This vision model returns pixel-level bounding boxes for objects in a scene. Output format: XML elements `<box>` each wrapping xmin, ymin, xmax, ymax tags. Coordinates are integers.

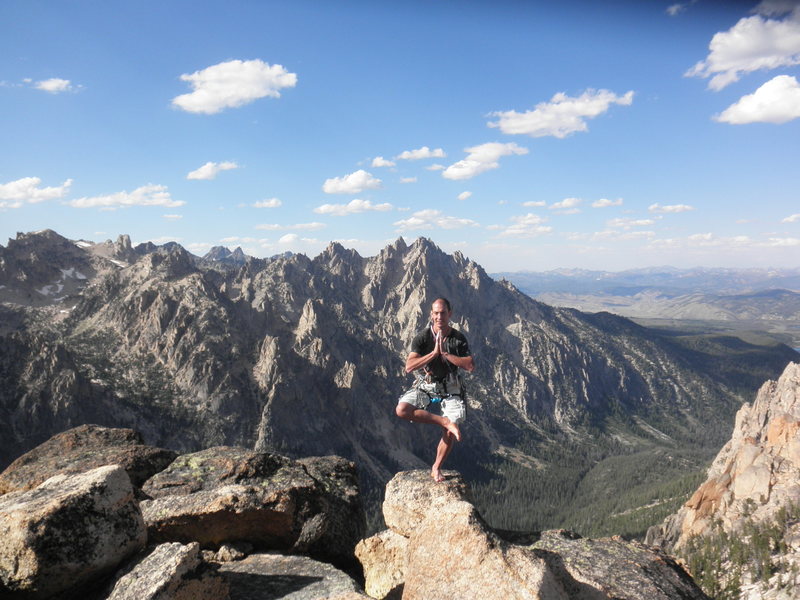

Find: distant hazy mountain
<box><xmin>1</xmin><ymin>230</ymin><xmax>797</xmax><ymax>533</ymax></box>
<box><xmin>494</xmin><ymin>267</ymin><xmax>800</xmax><ymax>297</ymax></box>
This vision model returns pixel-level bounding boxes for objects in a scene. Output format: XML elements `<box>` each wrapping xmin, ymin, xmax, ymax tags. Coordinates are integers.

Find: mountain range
<box><xmin>495</xmin><ymin>268</ymin><xmax>800</xmax><ymax>348</ymax></box>
<box><xmin>1</xmin><ymin>229</ymin><xmax>797</xmax><ymax>533</ymax></box>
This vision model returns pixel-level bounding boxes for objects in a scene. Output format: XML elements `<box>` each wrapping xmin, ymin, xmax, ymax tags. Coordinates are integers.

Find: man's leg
<box><xmin>396</xmin><ymin>402</ymin><xmax>461</xmax><ymax>441</ymax></box>
<box><xmin>431</xmin><ymin>430</ymin><xmax>455</xmax><ymax>482</ymax></box>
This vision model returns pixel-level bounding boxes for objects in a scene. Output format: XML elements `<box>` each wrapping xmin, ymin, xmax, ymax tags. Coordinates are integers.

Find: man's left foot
<box><xmin>431</xmin><ymin>468</ymin><xmax>445</xmax><ymax>483</ymax></box>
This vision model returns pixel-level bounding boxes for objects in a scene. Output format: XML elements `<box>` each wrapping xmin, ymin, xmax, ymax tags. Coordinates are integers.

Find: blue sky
<box><xmin>1</xmin><ymin>0</ymin><xmax>799</xmax><ymax>272</ymax></box>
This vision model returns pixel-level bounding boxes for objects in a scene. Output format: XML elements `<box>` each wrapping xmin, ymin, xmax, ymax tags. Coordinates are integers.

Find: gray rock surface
<box><xmin>0</xmin><ymin>424</ymin><xmax>177</xmax><ymax>495</ymax></box>
<box><xmin>0</xmin><ymin>465</ymin><xmax>146</xmax><ymax>599</ymax></box>
<box><xmin>217</xmin><ymin>552</ymin><xmax>369</xmax><ymax>600</ymax></box>
<box><xmin>104</xmin><ymin>542</ymin><xmax>229</xmax><ymax>600</ymax></box>
<box><xmin>359</xmin><ymin>469</ymin><xmax>709</xmax><ymax>600</ymax></box>
<box><xmin>140</xmin><ymin>446</ymin><xmax>365</xmax><ymax>570</ymax></box>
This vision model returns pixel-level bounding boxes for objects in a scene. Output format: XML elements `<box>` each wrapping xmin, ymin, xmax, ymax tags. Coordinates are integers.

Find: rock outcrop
<box><xmin>103</xmin><ymin>542</ymin><xmax>228</xmax><ymax>600</ymax></box>
<box><xmin>0</xmin><ymin>424</ymin><xmax>177</xmax><ymax>495</ymax></box>
<box><xmin>648</xmin><ymin>362</ymin><xmax>800</xmax><ymax>550</ymax></box>
<box><xmin>140</xmin><ymin>446</ymin><xmax>365</xmax><ymax>571</ymax></box>
<box><xmin>646</xmin><ymin>362</ymin><xmax>800</xmax><ymax>598</ymax></box>
<box><xmin>357</xmin><ymin>470</ymin><xmax>709</xmax><ymax>600</ymax></box>
<box><xmin>0</xmin><ymin>465</ymin><xmax>146</xmax><ymax>598</ymax></box>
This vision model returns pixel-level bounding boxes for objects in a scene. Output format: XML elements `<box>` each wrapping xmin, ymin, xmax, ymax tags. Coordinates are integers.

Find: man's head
<box><xmin>430</xmin><ymin>297</ymin><xmax>452</xmax><ymax>333</ymax></box>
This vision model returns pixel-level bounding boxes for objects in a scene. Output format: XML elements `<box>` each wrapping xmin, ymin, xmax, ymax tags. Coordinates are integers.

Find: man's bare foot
<box><xmin>443</xmin><ymin>418</ymin><xmax>461</xmax><ymax>441</ymax></box>
<box><xmin>431</xmin><ymin>467</ymin><xmax>445</xmax><ymax>482</ymax></box>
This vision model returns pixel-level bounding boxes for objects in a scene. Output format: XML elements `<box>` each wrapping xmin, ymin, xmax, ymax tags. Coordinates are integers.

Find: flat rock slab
<box><xmin>0</xmin><ymin>424</ymin><xmax>177</xmax><ymax>495</ymax></box>
<box><xmin>217</xmin><ymin>553</ymin><xmax>369</xmax><ymax>600</ymax></box>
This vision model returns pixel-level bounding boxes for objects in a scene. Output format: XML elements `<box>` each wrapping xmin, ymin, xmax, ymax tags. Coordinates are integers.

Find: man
<box><xmin>396</xmin><ymin>297</ymin><xmax>475</xmax><ymax>482</ymax></box>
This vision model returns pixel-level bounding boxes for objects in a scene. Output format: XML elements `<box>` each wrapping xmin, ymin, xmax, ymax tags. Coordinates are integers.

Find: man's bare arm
<box><xmin>443</xmin><ymin>353</ymin><xmax>475</xmax><ymax>372</ymax></box>
<box><xmin>405</xmin><ymin>349</ymin><xmax>438</xmax><ymax>373</ymax></box>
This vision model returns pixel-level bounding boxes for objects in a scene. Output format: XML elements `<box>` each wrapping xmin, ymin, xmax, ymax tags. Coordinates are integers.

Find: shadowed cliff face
<box><xmin>1</xmin><ymin>232</ymin><xmax>797</xmax><ymax>532</ymax></box>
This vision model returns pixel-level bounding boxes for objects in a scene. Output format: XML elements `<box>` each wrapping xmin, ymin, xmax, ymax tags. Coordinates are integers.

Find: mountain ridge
<box><xmin>1</xmin><ymin>229</ymin><xmax>797</xmax><ymax>534</ymax></box>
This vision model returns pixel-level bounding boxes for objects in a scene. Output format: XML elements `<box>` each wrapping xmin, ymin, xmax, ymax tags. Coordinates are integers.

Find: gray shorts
<box><xmin>397</xmin><ymin>388</ymin><xmax>467</xmax><ymax>424</ymax></box>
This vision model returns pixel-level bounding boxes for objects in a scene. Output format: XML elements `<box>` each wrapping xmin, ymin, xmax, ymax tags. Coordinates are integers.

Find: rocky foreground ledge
<box><xmin>0</xmin><ymin>425</ymin><xmax>709</xmax><ymax>599</ymax></box>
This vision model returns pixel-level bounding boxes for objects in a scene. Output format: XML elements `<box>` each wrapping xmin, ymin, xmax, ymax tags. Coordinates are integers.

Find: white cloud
<box><xmin>686</xmin><ymin>8</ymin><xmax>800</xmax><ymax>90</ymax></box>
<box><xmin>592</xmin><ymin>197</ymin><xmax>623</xmax><ymax>208</ymax></box>
<box><xmin>186</xmin><ymin>161</ymin><xmax>240</xmax><ymax>180</ymax></box>
<box><xmin>395</xmin><ymin>146</ymin><xmax>446</xmax><ymax>160</ymax></box>
<box><xmin>372</xmin><ymin>156</ymin><xmax>396</xmax><ymax>167</ymax></box>
<box><xmin>0</xmin><ymin>177</ymin><xmax>73</xmax><ymax>208</ymax></box>
<box><xmin>767</xmin><ymin>236</ymin><xmax>800</xmax><ymax>245</ymax></box>
<box><xmin>487</xmin><ymin>89</ymin><xmax>634</xmax><ymax>138</ymax></box>
<box><xmin>458</xmin><ymin>191</ymin><xmax>472</xmax><ymax>201</ymax></box>
<box><xmin>550</xmin><ymin>197</ymin><xmax>582</xmax><ymax>212</ymax></box>
<box><xmin>322</xmin><ymin>169</ymin><xmax>382</xmax><ymax>194</ymax></box>
<box><xmin>522</xmin><ymin>200</ymin><xmax>546</xmax><ymax>207</ymax></box>
<box><xmin>442</xmin><ymin>142</ymin><xmax>528</xmax><ymax>180</ymax></box>
<box><xmin>607</xmin><ymin>217</ymin><xmax>656</xmax><ymax>229</ymax></box>
<box><xmin>426</xmin><ymin>164</ymin><xmax>446</xmax><ymax>171</ymax></box>
<box><xmin>393</xmin><ymin>209</ymin><xmax>479</xmax><ymax>231</ymax></box>
<box><xmin>255</xmin><ymin>222</ymin><xmax>326</xmax><ymax>231</ymax></box>
<box><xmin>163</xmin><ymin>214</ymin><xmax>183</xmax><ymax>220</ymax></box>
<box><xmin>314</xmin><ymin>198</ymin><xmax>393</xmax><ymax>216</ymax></box>
<box><xmin>172</xmin><ymin>59</ymin><xmax>297</xmax><ymax>114</ymax></box>
<box><xmin>253</xmin><ymin>198</ymin><xmax>282</xmax><ymax>208</ymax></box>
<box><xmin>498</xmin><ymin>213</ymin><xmax>553</xmax><ymax>238</ymax></box>
<box><xmin>278</xmin><ymin>233</ymin><xmax>320</xmax><ymax>245</ymax></box>
<box><xmin>649</xmin><ymin>203</ymin><xmax>695</xmax><ymax>213</ymax></box>
<box><xmin>400</xmin><ymin>177</ymin><xmax>417</xmax><ymax>184</ymax></box>
<box><xmin>783</xmin><ymin>213</ymin><xmax>800</xmax><ymax>222</ymax></box>
<box><xmin>666</xmin><ymin>3</ymin><xmax>687</xmax><ymax>17</ymax></box>
<box><xmin>715</xmin><ymin>75</ymin><xmax>800</xmax><ymax>124</ymax></box>
<box><xmin>34</xmin><ymin>78</ymin><xmax>76</xmax><ymax>93</ymax></box>
<box><xmin>68</xmin><ymin>184</ymin><xmax>184</xmax><ymax>209</ymax></box>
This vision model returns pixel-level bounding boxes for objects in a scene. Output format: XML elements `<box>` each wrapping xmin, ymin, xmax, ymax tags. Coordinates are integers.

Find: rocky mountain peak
<box><xmin>648</xmin><ymin>361</ymin><xmax>800</xmax><ymax>553</ymax></box>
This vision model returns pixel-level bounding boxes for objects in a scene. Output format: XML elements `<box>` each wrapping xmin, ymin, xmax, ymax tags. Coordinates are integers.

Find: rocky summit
<box><xmin>647</xmin><ymin>361</ymin><xmax>800</xmax><ymax>599</ymax></box>
<box><xmin>0</xmin><ymin>230</ymin><xmax>797</xmax><ymax>532</ymax></box>
<box><xmin>0</xmin><ymin>425</ymin><xmax>709</xmax><ymax>599</ymax></box>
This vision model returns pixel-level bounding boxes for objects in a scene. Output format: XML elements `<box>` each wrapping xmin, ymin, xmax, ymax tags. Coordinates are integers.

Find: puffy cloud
<box><xmin>322</xmin><ymin>169</ymin><xmax>382</xmax><ymax>194</ymax></box>
<box><xmin>69</xmin><ymin>184</ymin><xmax>184</xmax><ymax>209</ymax></box>
<box><xmin>253</xmin><ymin>198</ymin><xmax>282</xmax><ymax>208</ymax></box>
<box><xmin>426</xmin><ymin>164</ymin><xmax>446</xmax><ymax>171</ymax></box>
<box><xmin>400</xmin><ymin>177</ymin><xmax>417</xmax><ymax>184</ymax></box>
<box><xmin>783</xmin><ymin>213</ymin><xmax>800</xmax><ymax>222</ymax></box>
<box><xmin>314</xmin><ymin>198</ymin><xmax>393</xmax><ymax>216</ymax></box>
<box><xmin>255</xmin><ymin>222</ymin><xmax>326</xmax><ymax>231</ymax></box>
<box><xmin>458</xmin><ymin>191</ymin><xmax>472</xmax><ymax>201</ymax></box>
<box><xmin>715</xmin><ymin>75</ymin><xmax>800</xmax><ymax>124</ymax></box>
<box><xmin>487</xmin><ymin>89</ymin><xmax>634</xmax><ymax>138</ymax></box>
<box><xmin>686</xmin><ymin>8</ymin><xmax>800</xmax><ymax>90</ymax></box>
<box><xmin>395</xmin><ymin>146</ymin><xmax>446</xmax><ymax>160</ymax></box>
<box><xmin>186</xmin><ymin>161</ymin><xmax>239</xmax><ymax>180</ymax></box>
<box><xmin>371</xmin><ymin>156</ymin><xmax>396</xmax><ymax>167</ymax></box>
<box><xmin>442</xmin><ymin>142</ymin><xmax>528</xmax><ymax>180</ymax></box>
<box><xmin>172</xmin><ymin>59</ymin><xmax>297</xmax><ymax>114</ymax></box>
<box><xmin>550</xmin><ymin>197</ymin><xmax>582</xmax><ymax>212</ymax></box>
<box><xmin>497</xmin><ymin>213</ymin><xmax>553</xmax><ymax>238</ymax></box>
<box><xmin>34</xmin><ymin>78</ymin><xmax>75</xmax><ymax>93</ymax></box>
<box><xmin>393</xmin><ymin>209</ymin><xmax>479</xmax><ymax>231</ymax></box>
<box><xmin>607</xmin><ymin>217</ymin><xmax>656</xmax><ymax>229</ymax></box>
<box><xmin>592</xmin><ymin>198</ymin><xmax>623</xmax><ymax>208</ymax></box>
<box><xmin>649</xmin><ymin>203</ymin><xmax>694</xmax><ymax>213</ymax></box>
<box><xmin>0</xmin><ymin>177</ymin><xmax>72</xmax><ymax>208</ymax></box>
<box><xmin>522</xmin><ymin>200</ymin><xmax>546</xmax><ymax>207</ymax></box>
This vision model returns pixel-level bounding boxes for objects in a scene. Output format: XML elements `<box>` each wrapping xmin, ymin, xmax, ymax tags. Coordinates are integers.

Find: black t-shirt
<box><xmin>410</xmin><ymin>326</ymin><xmax>471</xmax><ymax>381</ymax></box>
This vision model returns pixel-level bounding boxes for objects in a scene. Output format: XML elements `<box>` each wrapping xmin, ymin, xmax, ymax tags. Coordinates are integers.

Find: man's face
<box><xmin>430</xmin><ymin>301</ymin><xmax>451</xmax><ymax>332</ymax></box>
